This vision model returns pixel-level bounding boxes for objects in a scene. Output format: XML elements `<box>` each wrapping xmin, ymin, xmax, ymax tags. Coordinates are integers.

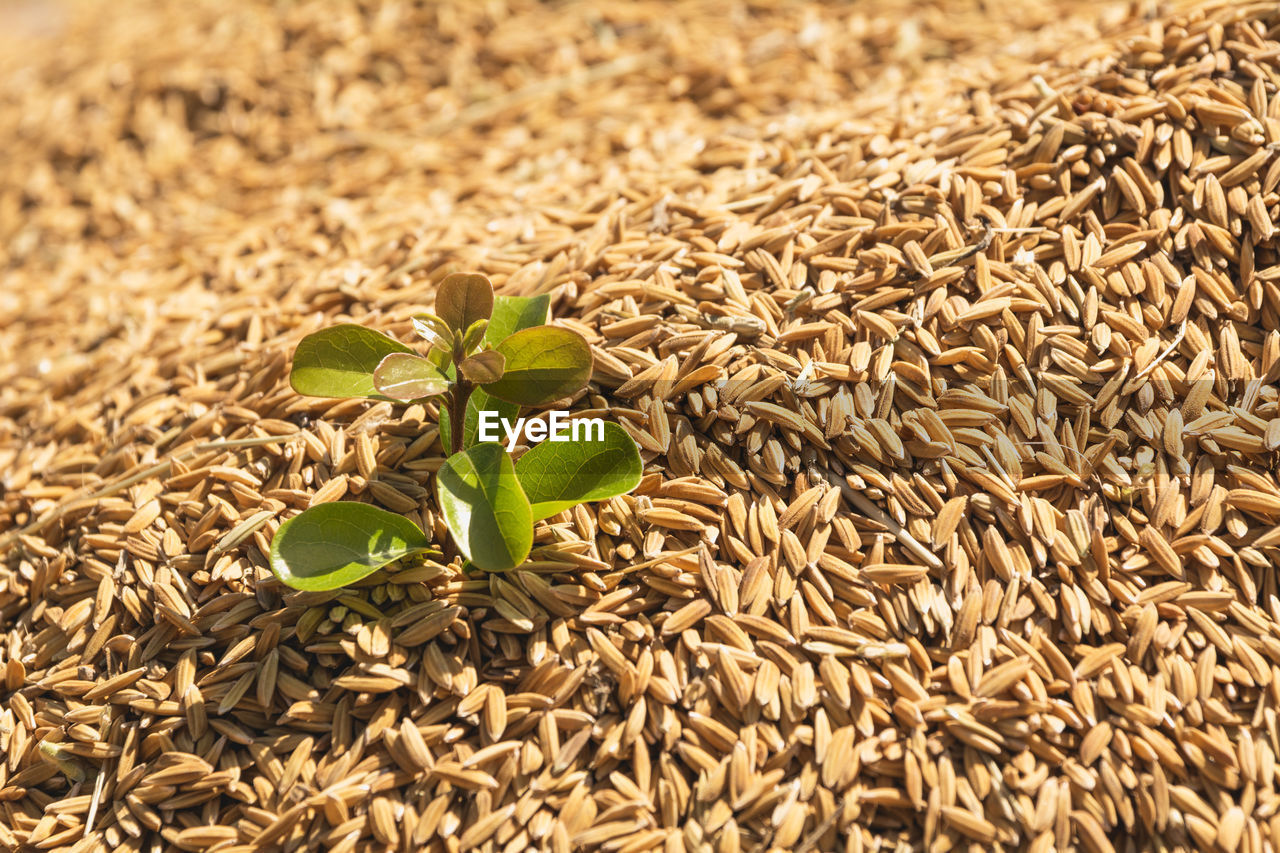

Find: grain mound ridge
<box><xmin>4</xmin><ymin>1</ymin><xmax>1280</xmax><ymax>851</ymax></box>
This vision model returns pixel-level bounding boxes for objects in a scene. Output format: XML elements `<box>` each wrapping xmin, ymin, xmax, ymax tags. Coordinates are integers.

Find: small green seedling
<box><xmin>271</xmin><ymin>272</ymin><xmax>642</xmax><ymax>589</ymax></box>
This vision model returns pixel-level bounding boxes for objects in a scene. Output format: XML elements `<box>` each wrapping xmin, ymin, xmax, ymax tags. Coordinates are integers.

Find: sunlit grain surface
<box><xmin>6</xmin><ymin>2</ymin><xmax>1280</xmax><ymax>851</ymax></box>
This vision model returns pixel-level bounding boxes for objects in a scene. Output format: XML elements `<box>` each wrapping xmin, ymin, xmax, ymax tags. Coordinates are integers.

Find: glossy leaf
<box><xmin>482</xmin><ymin>326</ymin><xmax>592</xmax><ymax>406</ymax></box>
<box><xmin>459</xmin><ymin>350</ymin><xmax>505</xmax><ymax>383</ymax></box>
<box><xmin>291</xmin><ymin>325</ymin><xmax>414</xmax><ymax>399</ymax></box>
<box><xmin>515</xmin><ymin>421</ymin><xmax>642</xmax><ymax>520</ymax></box>
<box><xmin>270</xmin><ymin>502</ymin><xmax>435</xmax><ymax>591</ymax></box>
<box><xmin>435</xmin><ymin>273</ymin><xmax>493</xmax><ymax>334</ymax></box>
<box><xmin>412</xmin><ymin>313</ymin><xmax>453</xmax><ymax>347</ymax></box>
<box><xmin>436</xmin><ymin>443</ymin><xmax>532</xmax><ymax>571</ymax></box>
<box><xmin>485</xmin><ymin>293</ymin><xmax>551</xmax><ymax>346</ymax></box>
<box><xmin>373</xmin><ymin>353</ymin><xmax>450</xmax><ymax>402</ymax></box>
<box><xmin>440</xmin><ymin>389</ymin><xmax>518</xmax><ymax>451</ymax></box>
<box><xmin>461</xmin><ymin>318</ymin><xmax>489</xmax><ymax>354</ymax></box>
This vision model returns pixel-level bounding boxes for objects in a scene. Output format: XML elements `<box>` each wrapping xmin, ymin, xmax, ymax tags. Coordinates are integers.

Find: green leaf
<box><xmin>440</xmin><ymin>389</ymin><xmax>518</xmax><ymax>451</ymax></box>
<box><xmin>515</xmin><ymin>421</ymin><xmax>642</xmax><ymax>520</ymax></box>
<box><xmin>269</xmin><ymin>502</ymin><xmax>435</xmax><ymax>591</ymax></box>
<box><xmin>461</xmin><ymin>318</ymin><xmax>489</xmax><ymax>354</ymax></box>
<box><xmin>427</xmin><ymin>345</ymin><xmax>452</xmax><ymax>371</ymax></box>
<box><xmin>482</xmin><ymin>326</ymin><xmax>592</xmax><ymax>406</ymax></box>
<box><xmin>485</xmin><ymin>293</ymin><xmax>551</xmax><ymax>346</ymax></box>
<box><xmin>435</xmin><ymin>273</ymin><xmax>494</xmax><ymax>333</ymax></box>
<box><xmin>459</xmin><ymin>350</ymin><xmax>505</xmax><ymax>383</ymax></box>
<box><xmin>373</xmin><ymin>353</ymin><xmax>450</xmax><ymax>402</ymax></box>
<box><xmin>290</xmin><ymin>325</ymin><xmax>415</xmax><ymax>399</ymax></box>
<box><xmin>436</xmin><ymin>443</ymin><xmax>532</xmax><ymax>571</ymax></box>
<box><xmin>412</xmin><ymin>313</ymin><xmax>453</xmax><ymax>347</ymax></box>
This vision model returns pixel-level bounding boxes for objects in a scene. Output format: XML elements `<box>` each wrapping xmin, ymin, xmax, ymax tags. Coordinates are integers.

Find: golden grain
<box><xmin>5</xmin><ymin>1</ymin><xmax>1280</xmax><ymax>850</ymax></box>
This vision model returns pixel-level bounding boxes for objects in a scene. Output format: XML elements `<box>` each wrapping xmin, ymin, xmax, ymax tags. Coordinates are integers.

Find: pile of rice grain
<box><xmin>4</xmin><ymin>0</ymin><xmax>1280</xmax><ymax>851</ymax></box>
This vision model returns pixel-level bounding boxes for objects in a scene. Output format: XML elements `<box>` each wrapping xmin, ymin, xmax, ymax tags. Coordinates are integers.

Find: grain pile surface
<box><xmin>6</xmin><ymin>0</ymin><xmax>1280</xmax><ymax>851</ymax></box>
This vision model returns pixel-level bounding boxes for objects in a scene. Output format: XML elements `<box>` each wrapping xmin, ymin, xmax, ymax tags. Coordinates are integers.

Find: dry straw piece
<box><xmin>4</xmin><ymin>0</ymin><xmax>1280</xmax><ymax>850</ymax></box>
